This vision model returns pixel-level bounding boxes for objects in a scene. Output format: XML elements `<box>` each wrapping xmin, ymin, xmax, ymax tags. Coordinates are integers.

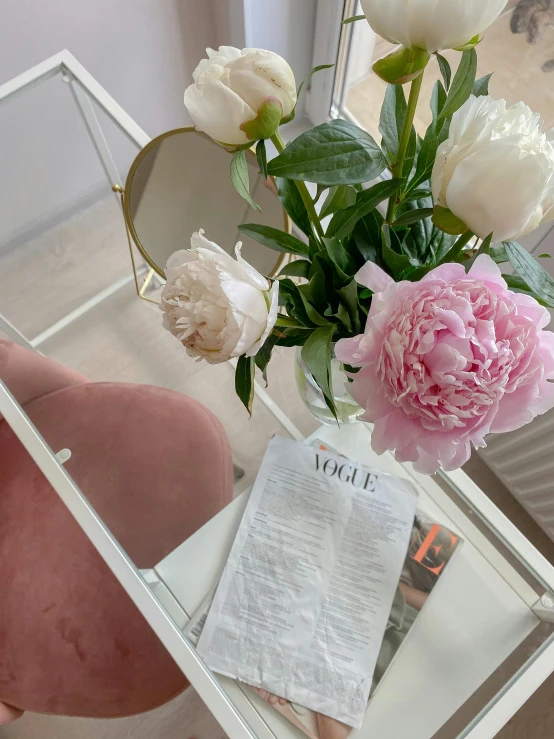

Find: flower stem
<box><xmin>386</xmin><ymin>71</ymin><xmax>425</xmax><ymax>223</ymax></box>
<box><xmin>271</xmin><ymin>132</ymin><xmax>325</xmax><ymax>242</ymax></box>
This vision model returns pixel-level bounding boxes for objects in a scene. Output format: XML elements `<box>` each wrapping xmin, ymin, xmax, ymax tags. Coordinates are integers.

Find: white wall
<box><xmin>0</xmin><ymin>0</ymin><xmax>217</xmax><ymax>250</ymax></box>
<box><xmin>242</xmin><ymin>0</ymin><xmax>317</xmax><ymax>84</ymax></box>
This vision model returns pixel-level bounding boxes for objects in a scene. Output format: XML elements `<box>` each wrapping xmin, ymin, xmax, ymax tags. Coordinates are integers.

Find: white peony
<box><xmin>184</xmin><ymin>46</ymin><xmax>297</xmax><ymax>146</ymax></box>
<box><xmin>161</xmin><ymin>230</ymin><xmax>279</xmax><ymax>364</ymax></box>
<box><xmin>360</xmin><ymin>0</ymin><xmax>508</xmax><ymax>53</ymax></box>
<box><xmin>432</xmin><ymin>95</ymin><xmax>554</xmax><ymax>242</ymax></box>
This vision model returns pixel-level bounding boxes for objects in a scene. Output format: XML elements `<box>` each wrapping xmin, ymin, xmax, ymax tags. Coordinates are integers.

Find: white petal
<box><xmin>359</xmin><ymin>0</ymin><xmax>412</xmax><ymax>48</ymax></box>
<box><xmin>234</xmin><ymin>241</ymin><xmax>270</xmax><ymax>290</ymax></box>
<box><xmin>427</xmin><ymin>0</ymin><xmax>508</xmax><ymax>51</ymax></box>
<box><xmin>184</xmin><ymin>77</ymin><xmax>254</xmax><ymax>146</ymax></box>
<box><xmin>445</xmin><ymin>142</ymin><xmax>548</xmax><ymax>241</ymax></box>
<box><xmin>228</xmin><ymin>49</ymin><xmax>297</xmax><ymax>118</ymax></box>
<box><xmin>246</xmin><ymin>280</ymin><xmax>280</xmax><ymax>357</ymax></box>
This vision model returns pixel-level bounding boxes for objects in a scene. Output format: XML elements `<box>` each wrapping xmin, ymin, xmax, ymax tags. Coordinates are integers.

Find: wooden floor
<box><xmin>0</xmin><ymin>196</ymin><xmax>553</xmax><ymax>738</ymax></box>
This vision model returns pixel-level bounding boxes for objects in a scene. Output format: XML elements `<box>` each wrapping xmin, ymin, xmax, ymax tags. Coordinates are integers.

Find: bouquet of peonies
<box><xmin>162</xmin><ymin>0</ymin><xmax>554</xmax><ymax>474</ymax></box>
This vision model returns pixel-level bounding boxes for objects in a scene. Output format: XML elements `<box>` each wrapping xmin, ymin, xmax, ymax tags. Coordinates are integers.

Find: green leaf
<box><xmin>539</xmin><ymin>253</ymin><xmax>553</xmax><ymax>258</ymax></box>
<box><xmin>241</xmin><ymin>98</ymin><xmax>283</xmax><ymax>141</ymax></box>
<box><xmin>301</xmin><ymin>325</ymin><xmax>338</xmax><ymax>420</ymax></box>
<box><xmin>431</xmin><ymin>79</ymin><xmax>448</xmax><ymax>120</ymax></box>
<box><xmin>319</xmin><ymin>185</ymin><xmax>357</xmax><ymax>220</ymax></box>
<box><xmin>432</xmin><ymin>205</ymin><xmax>469</xmax><ymax>235</ymax></box>
<box><xmin>267</xmin><ymin>120</ymin><xmax>387</xmax><ymax>186</ymax></box>
<box><xmin>438</xmin><ymin>49</ymin><xmax>478</xmax><ymax>120</ymax></box>
<box><xmin>256</xmin><ymin>140</ymin><xmax>268</xmax><ymax>179</ymax></box>
<box><xmin>275</xmin><ymin>314</ymin><xmax>303</xmax><ymax>328</ymax></box>
<box><xmin>382</xmin><ymin>225</ymin><xmax>411</xmax><ymax>278</ymax></box>
<box><xmin>297</xmin><ymin>284</ymin><xmax>331</xmax><ymax>326</ymax></box>
<box><xmin>278</xmin><ymin>259</ymin><xmax>312</xmax><ymax>279</ymax></box>
<box><xmin>323</xmin><ymin>237</ymin><xmax>357</xmax><ymax>278</ymax></box>
<box><xmin>407</xmin><ymin>82</ymin><xmax>449</xmax><ymax>192</ymax></box>
<box><xmin>373</xmin><ymin>47</ymin><xmax>430</xmax><ymax>86</ymax></box>
<box><xmin>379</xmin><ymin>85</ymin><xmax>407</xmax><ymax>163</ymax></box>
<box><xmin>504</xmin><ymin>241</ymin><xmax>554</xmax><ymax>307</ymax></box>
<box><xmin>337</xmin><ymin>279</ymin><xmax>361</xmax><ymax>333</ymax></box>
<box><xmin>274</xmin><ymin>326</ymin><xmax>313</xmax><ymax>347</ymax></box>
<box><xmin>254</xmin><ymin>331</ymin><xmax>279</xmax><ymax>386</ymax></box>
<box><xmin>490</xmin><ymin>244</ymin><xmax>508</xmax><ymax>263</ymax></box>
<box><xmin>394</xmin><ymin>208</ymin><xmax>434</xmax><ymax>226</ymax></box>
<box><xmin>276</xmin><ymin>177</ymin><xmax>312</xmax><ymax>238</ymax></box>
<box><xmin>278</xmin><ymin>278</ymin><xmax>313</xmax><ymax>326</ymax></box>
<box><xmin>342</xmin><ymin>14</ymin><xmax>365</xmax><ymax>24</ymax></box>
<box><xmin>402</xmin><ymin>188</ymin><xmax>432</xmax><ymax>201</ymax></box>
<box><xmin>297</xmin><ymin>64</ymin><xmax>334</xmax><ymax>102</ymax></box>
<box><xmin>238</xmin><ymin>224</ymin><xmax>309</xmax><ymax>256</ymax></box>
<box><xmin>473</xmin><ymin>73</ymin><xmax>493</xmax><ymax>97</ymax></box>
<box><xmin>464</xmin><ymin>233</ymin><xmax>493</xmax><ymax>270</ymax></box>
<box><xmin>328</xmin><ymin>178</ymin><xmax>405</xmax><ymax>240</ymax></box>
<box><xmin>235</xmin><ymin>355</ymin><xmax>255</xmax><ymax>416</ymax></box>
<box><xmin>435</xmin><ymin>53</ymin><xmax>452</xmax><ymax>90</ymax></box>
<box><xmin>230</xmin><ymin>150</ymin><xmax>261</xmax><ymax>211</ymax></box>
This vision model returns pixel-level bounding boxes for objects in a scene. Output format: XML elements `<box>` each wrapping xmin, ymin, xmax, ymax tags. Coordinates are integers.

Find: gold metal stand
<box><xmin>113</xmin><ymin>184</ymin><xmax>160</xmax><ymax>305</ymax></box>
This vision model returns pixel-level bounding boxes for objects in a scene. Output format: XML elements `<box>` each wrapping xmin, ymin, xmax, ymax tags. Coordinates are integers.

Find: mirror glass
<box><xmin>126</xmin><ymin>129</ymin><xmax>288</xmax><ymax>277</ymax></box>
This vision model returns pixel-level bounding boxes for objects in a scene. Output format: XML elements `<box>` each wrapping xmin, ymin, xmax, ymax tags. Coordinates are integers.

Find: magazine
<box><xmin>185</xmin><ymin>438</ymin><xmax>461</xmax><ymax>737</ymax></box>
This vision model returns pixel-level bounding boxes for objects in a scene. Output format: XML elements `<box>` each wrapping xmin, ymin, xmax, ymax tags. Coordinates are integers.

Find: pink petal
<box><xmin>422</xmin><ymin>262</ymin><xmax>466</xmax><ymax>283</ymax></box>
<box><xmin>355</xmin><ymin>262</ymin><xmax>394</xmax><ymax>293</ymax></box>
<box><xmin>468</xmin><ymin>254</ymin><xmax>506</xmax><ymax>287</ymax></box>
<box><xmin>489</xmin><ymin>385</ymin><xmax>539</xmax><ymax>434</ymax></box>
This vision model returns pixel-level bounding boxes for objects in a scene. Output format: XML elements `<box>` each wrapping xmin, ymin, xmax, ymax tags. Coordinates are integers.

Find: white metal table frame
<box><xmin>1</xmin><ymin>51</ymin><xmax>554</xmax><ymax>739</ymax></box>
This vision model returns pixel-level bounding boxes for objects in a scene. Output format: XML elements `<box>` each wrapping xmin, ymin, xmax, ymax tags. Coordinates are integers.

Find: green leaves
<box><xmin>505</xmin><ymin>241</ymin><xmax>554</xmax><ymax>307</ymax></box>
<box><xmin>327</xmin><ymin>178</ymin><xmax>405</xmax><ymax>240</ymax></box>
<box><xmin>320</xmin><ymin>185</ymin><xmax>357</xmax><ymax>219</ymax></box>
<box><xmin>438</xmin><ymin>49</ymin><xmax>477</xmax><ymax>120</ymax></box>
<box><xmin>230</xmin><ymin>150</ymin><xmax>261</xmax><ymax>211</ymax></box>
<box><xmin>267</xmin><ymin>120</ymin><xmax>387</xmax><ymax>186</ymax></box>
<box><xmin>238</xmin><ymin>224</ymin><xmax>309</xmax><ymax>256</ymax></box>
<box><xmin>301</xmin><ymin>325</ymin><xmax>337</xmax><ymax>420</ymax></box>
<box><xmin>235</xmin><ymin>355</ymin><xmax>256</xmax><ymax>415</ymax></box>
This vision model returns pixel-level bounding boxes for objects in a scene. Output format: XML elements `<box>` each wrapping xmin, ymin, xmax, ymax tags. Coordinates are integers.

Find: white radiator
<box><xmin>479</xmin><ymin>409</ymin><xmax>554</xmax><ymax>542</ymax></box>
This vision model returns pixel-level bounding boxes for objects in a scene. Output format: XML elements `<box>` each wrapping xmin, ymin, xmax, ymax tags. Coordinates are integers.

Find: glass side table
<box><xmin>1</xmin><ymin>377</ymin><xmax>553</xmax><ymax>739</ymax></box>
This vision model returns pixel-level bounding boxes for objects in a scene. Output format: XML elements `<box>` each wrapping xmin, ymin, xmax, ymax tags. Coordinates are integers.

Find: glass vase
<box><xmin>295</xmin><ymin>344</ymin><xmax>362</xmax><ymax>425</ymax></box>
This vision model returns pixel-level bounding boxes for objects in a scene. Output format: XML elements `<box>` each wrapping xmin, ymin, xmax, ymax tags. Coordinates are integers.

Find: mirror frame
<box><xmin>122</xmin><ymin>127</ymin><xmax>291</xmax><ymax>278</ymax></box>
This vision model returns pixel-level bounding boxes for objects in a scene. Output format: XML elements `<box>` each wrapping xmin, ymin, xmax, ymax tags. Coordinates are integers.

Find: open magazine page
<box><xmin>195</xmin><ymin>436</ymin><xmax>419</xmax><ymax>729</ymax></box>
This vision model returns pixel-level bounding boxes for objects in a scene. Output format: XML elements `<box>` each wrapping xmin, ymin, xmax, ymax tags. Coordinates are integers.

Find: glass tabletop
<box><xmin>1</xmin><ymin>349</ymin><xmax>553</xmax><ymax>739</ymax></box>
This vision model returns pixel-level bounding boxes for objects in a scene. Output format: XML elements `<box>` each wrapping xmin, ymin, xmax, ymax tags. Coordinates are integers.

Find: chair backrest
<box><xmin>0</xmin><ymin>340</ymin><xmax>88</xmax><ymax>420</ymax></box>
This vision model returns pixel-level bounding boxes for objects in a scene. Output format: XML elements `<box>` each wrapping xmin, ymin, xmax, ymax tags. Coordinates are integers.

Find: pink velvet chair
<box><xmin>0</xmin><ymin>340</ymin><xmax>233</xmax><ymax>723</ymax></box>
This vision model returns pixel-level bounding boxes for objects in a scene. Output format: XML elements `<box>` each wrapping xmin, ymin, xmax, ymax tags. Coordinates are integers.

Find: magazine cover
<box><xmin>246</xmin><ymin>508</ymin><xmax>462</xmax><ymax>739</ymax></box>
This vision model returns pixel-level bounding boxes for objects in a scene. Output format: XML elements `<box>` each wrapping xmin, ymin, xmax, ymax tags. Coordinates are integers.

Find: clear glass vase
<box><xmin>295</xmin><ymin>344</ymin><xmax>362</xmax><ymax>425</ymax></box>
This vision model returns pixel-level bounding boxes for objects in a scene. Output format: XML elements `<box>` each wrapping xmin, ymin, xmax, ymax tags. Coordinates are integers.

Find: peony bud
<box><xmin>360</xmin><ymin>0</ymin><xmax>508</xmax><ymax>53</ymax></box>
<box><xmin>161</xmin><ymin>230</ymin><xmax>279</xmax><ymax>363</ymax></box>
<box><xmin>431</xmin><ymin>96</ymin><xmax>554</xmax><ymax>242</ymax></box>
<box><xmin>184</xmin><ymin>46</ymin><xmax>297</xmax><ymax>146</ymax></box>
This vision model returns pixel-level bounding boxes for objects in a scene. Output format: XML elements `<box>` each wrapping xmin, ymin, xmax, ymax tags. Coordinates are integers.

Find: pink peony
<box><xmin>336</xmin><ymin>255</ymin><xmax>554</xmax><ymax>474</ymax></box>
